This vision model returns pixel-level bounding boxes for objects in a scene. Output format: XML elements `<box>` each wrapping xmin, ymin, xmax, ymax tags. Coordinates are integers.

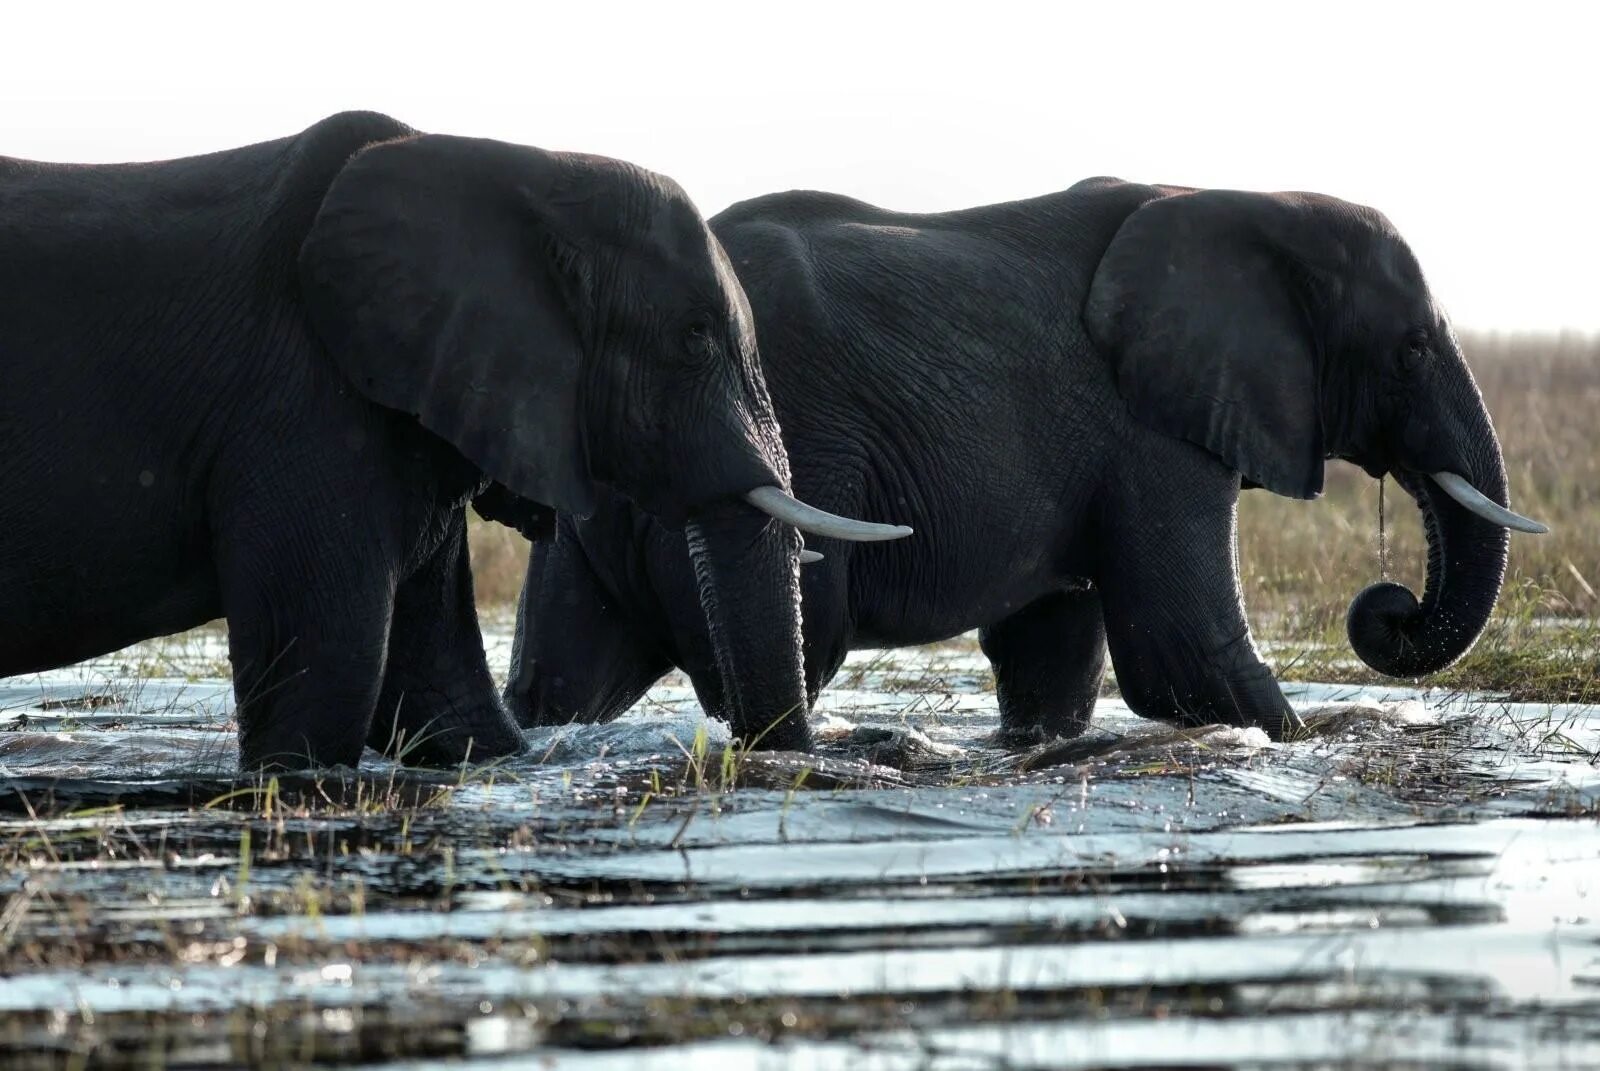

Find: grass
<box><xmin>466</xmin><ymin>514</ymin><xmax>532</xmax><ymax>610</ymax></box>
<box><xmin>1238</xmin><ymin>330</ymin><xmax>1600</xmax><ymax>695</ymax></box>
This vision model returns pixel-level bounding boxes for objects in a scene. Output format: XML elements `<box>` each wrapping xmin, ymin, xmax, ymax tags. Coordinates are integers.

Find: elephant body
<box><xmin>1</xmin><ymin>112</ymin><xmax>505</xmax><ymax>768</ymax></box>
<box><xmin>2</xmin><ymin>113</ymin><xmax>890</xmax><ymax>769</ymax></box>
<box><xmin>510</xmin><ymin>177</ymin><xmax>1532</xmax><ymax>743</ymax></box>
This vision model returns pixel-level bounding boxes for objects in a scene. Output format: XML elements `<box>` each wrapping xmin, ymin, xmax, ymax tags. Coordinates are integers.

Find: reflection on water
<box><xmin>0</xmin><ymin>624</ymin><xmax>1598</xmax><ymax>1067</ymax></box>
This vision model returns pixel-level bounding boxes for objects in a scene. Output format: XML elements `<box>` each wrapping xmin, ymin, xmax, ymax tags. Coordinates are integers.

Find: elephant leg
<box><xmin>649</xmin><ymin>550</ymin><xmax>736</xmax><ymax>736</ymax></box>
<box><xmin>979</xmin><ymin>587</ymin><xmax>1107</xmax><ymax>743</ymax></box>
<box><xmin>1095</xmin><ymin>467</ymin><xmax>1302</xmax><ymax>741</ymax></box>
<box><xmin>800</xmin><ymin>561</ymin><xmax>853</xmax><ymax>705</ymax></box>
<box><xmin>504</xmin><ymin>524</ymin><xmax>671</xmax><ymax>727</ymax></box>
<box><xmin>218</xmin><ymin>518</ymin><xmax>397</xmax><ymax>772</ymax></box>
<box><xmin>368</xmin><ymin>515</ymin><xmax>525</xmax><ymax>767</ymax></box>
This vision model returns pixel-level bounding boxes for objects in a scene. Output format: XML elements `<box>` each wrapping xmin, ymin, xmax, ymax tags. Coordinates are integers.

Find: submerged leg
<box><xmin>505</xmin><ymin>521</ymin><xmax>672</xmax><ymax>727</ymax></box>
<box><xmin>217</xmin><ymin>514</ymin><xmax>395</xmax><ymax>771</ymax></box>
<box><xmin>369</xmin><ymin>515</ymin><xmax>525</xmax><ymax>766</ymax></box>
<box><xmin>979</xmin><ymin>586</ymin><xmax>1108</xmax><ymax>743</ymax></box>
<box><xmin>1097</xmin><ymin>462</ymin><xmax>1300</xmax><ymax>740</ymax></box>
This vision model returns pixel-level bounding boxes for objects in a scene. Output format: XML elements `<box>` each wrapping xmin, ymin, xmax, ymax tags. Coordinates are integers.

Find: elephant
<box><xmin>506</xmin><ymin>176</ymin><xmax>1545</xmax><ymax>745</ymax></box>
<box><xmin>0</xmin><ymin>111</ymin><xmax>908</xmax><ymax>771</ymax></box>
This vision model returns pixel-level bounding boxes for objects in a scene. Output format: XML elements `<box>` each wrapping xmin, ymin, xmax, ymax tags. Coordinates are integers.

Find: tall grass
<box><xmin>1237</xmin><ymin>332</ymin><xmax>1599</xmax><ymax>630</ymax></box>
<box><xmin>466</xmin><ymin>515</ymin><xmax>530</xmax><ymax>611</ymax></box>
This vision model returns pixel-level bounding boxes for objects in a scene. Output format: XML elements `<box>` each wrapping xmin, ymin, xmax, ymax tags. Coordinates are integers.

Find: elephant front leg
<box><xmin>369</xmin><ymin>515</ymin><xmax>526</xmax><ymax>767</ymax></box>
<box><xmin>979</xmin><ymin>587</ymin><xmax>1108</xmax><ymax>744</ymax></box>
<box><xmin>1096</xmin><ymin>466</ymin><xmax>1303</xmax><ymax>741</ymax></box>
<box><xmin>219</xmin><ymin>527</ymin><xmax>397</xmax><ymax>772</ymax></box>
<box><xmin>504</xmin><ymin>520</ymin><xmax>672</xmax><ymax>727</ymax></box>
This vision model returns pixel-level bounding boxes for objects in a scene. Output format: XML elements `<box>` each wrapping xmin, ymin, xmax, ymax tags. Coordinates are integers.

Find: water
<box><xmin>1</xmin><ymin>620</ymin><xmax>1597</xmax><ymax>1068</ymax></box>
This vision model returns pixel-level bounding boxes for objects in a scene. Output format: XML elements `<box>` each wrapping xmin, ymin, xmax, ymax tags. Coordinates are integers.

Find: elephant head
<box><xmin>1084</xmin><ymin>186</ymin><xmax>1545</xmax><ymax>679</ymax></box>
<box><xmin>298</xmin><ymin>133</ymin><xmax>908</xmax><ymax>747</ymax></box>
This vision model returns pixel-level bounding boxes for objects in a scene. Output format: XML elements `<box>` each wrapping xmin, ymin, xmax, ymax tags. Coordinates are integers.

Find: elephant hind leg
<box><xmin>369</xmin><ymin>514</ymin><xmax>525</xmax><ymax>767</ymax></box>
<box><xmin>504</xmin><ymin>526</ymin><xmax>671</xmax><ymax>728</ymax></box>
<box><xmin>800</xmin><ymin>557</ymin><xmax>854</xmax><ymax>707</ymax></box>
<box><xmin>979</xmin><ymin>587</ymin><xmax>1107</xmax><ymax>745</ymax></box>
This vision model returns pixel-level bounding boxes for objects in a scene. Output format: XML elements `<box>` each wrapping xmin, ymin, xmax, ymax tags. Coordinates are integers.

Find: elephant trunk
<box><xmin>684</xmin><ymin>500</ymin><xmax>810</xmax><ymax>750</ymax></box>
<box><xmin>1345</xmin><ymin>402</ymin><xmax>1513</xmax><ymax>678</ymax></box>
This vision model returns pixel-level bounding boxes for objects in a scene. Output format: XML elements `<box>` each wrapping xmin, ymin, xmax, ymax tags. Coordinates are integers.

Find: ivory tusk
<box><xmin>744</xmin><ymin>486</ymin><xmax>913</xmax><ymax>542</ymax></box>
<box><xmin>1431</xmin><ymin>472</ymin><xmax>1550</xmax><ymax>535</ymax></box>
<box><xmin>799</xmin><ymin>549</ymin><xmax>824</xmax><ymax>564</ymax></box>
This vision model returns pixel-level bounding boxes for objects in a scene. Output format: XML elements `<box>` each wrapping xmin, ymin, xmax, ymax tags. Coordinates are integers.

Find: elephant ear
<box><xmin>1083</xmin><ymin>189</ymin><xmax>1325</xmax><ymax>499</ymax></box>
<box><xmin>298</xmin><ymin>133</ymin><xmax>597</xmax><ymax>516</ymax></box>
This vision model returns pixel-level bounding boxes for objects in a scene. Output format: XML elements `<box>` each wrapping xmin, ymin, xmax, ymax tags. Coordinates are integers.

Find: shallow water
<box><xmin>1</xmin><ymin>622</ymin><xmax>1598</xmax><ymax>1068</ymax></box>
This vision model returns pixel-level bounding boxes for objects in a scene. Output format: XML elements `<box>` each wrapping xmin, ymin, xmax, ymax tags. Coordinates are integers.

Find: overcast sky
<box><xmin>4</xmin><ymin>1</ymin><xmax>1595</xmax><ymax>329</ymax></box>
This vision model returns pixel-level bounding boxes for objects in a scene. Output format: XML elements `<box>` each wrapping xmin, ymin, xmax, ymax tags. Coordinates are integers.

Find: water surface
<box><xmin>1</xmin><ymin>622</ymin><xmax>1596</xmax><ymax>1068</ymax></box>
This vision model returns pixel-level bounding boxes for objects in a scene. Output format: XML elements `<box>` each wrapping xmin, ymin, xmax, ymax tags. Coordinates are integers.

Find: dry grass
<box><xmin>1239</xmin><ymin>331</ymin><xmax>1600</xmax><ymax>695</ymax></box>
<box><xmin>466</xmin><ymin>515</ymin><xmax>530</xmax><ymax>608</ymax></box>
<box><xmin>1240</xmin><ymin>331</ymin><xmax>1598</xmax><ymax>632</ymax></box>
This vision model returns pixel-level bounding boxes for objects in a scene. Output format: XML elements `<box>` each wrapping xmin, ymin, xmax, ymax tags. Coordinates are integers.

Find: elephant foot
<box><xmin>369</xmin><ymin>695</ymin><xmax>525</xmax><ymax>768</ymax></box>
<box><xmin>987</xmin><ymin>722</ymin><xmax>1064</xmax><ymax>750</ymax></box>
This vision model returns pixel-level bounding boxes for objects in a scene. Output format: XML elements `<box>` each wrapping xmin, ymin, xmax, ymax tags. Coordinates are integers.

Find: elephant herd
<box><xmin>0</xmin><ymin>113</ymin><xmax>1546</xmax><ymax>771</ymax></box>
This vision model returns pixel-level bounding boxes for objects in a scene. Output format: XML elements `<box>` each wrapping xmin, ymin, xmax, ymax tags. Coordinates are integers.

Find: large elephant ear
<box><xmin>298</xmin><ymin>133</ymin><xmax>597</xmax><ymax>516</ymax></box>
<box><xmin>1083</xmin><ymin>189</ymin><xmax>1325</xmax><ymax>499</ymax></box>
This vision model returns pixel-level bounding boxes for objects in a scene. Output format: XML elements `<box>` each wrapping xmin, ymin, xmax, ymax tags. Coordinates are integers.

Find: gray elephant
<box><xmin>507</xmin><ymin>177</ymin><xmax>1544</xmax><ymax>744</ymax></box>
<box><xmin>0</xmin><ymin>111</ymin><xmax>906</xmax><ymax>771</ymax></box>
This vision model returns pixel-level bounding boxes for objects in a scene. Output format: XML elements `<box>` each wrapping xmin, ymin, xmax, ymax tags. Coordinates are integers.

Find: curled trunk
<box><xmin>1346</xmin><ymin>460</ymin><xmax>1511</xmax><ymax>679</ymax></box>
<box><xmin>684</xmin><ymin>502</ymin><xmax>810</xmax><ymax>750</ymax></box>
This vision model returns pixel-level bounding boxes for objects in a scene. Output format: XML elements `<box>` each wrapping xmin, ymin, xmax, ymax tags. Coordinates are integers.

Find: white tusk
<box><xmin>744</xmin><ymin>486</ymin><xmax>913</xmax><ymax>542</ymax></box>
<box><xmin>1431</xmin><ymin>472</ymin><xmax>1549</xmax><ymax>535</ymax></box>
<box><xmin>799</xmin><ymin>549</ymin><xmax>825</xmax><ymax>564</ymax></box>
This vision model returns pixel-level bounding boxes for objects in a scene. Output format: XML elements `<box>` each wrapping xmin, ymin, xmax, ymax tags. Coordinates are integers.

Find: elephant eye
<box><xmin>682</xmin><ymin>319</ymin><xmax>715</xmax><ymax>352</ymax></box>
<box><xmin>1399</xmin><ymin>330</ymin><xmax>1430</xmax><ymax>370</ymax></box>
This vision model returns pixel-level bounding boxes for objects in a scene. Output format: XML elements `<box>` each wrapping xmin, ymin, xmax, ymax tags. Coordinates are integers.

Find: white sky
<box><xmin>4</xmin><ymin>1</ymin><xmax>1596</xmax><ymax>330</ymax></box>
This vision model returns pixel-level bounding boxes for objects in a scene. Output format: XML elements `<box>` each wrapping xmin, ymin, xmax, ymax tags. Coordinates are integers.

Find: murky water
<box><xmin>1</xmin><ymin>619</ymin><xmax>1598</xmax><ymax>1068</ymax></box>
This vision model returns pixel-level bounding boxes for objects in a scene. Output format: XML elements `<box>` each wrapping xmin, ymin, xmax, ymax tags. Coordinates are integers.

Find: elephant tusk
<box><xmin>799</xmin><ymin>548</ymin><xmax>825</xmax><ymax>564</ymax></box>
<box><xmin>744</xmin><ymin>486</ymin><xmax>913</xmax><ymax>542</ymax></box>
<box><xmin>1431</xmin><ymin>472</ymin><xmax>1549</xmax><ymax>534</ymax></box>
